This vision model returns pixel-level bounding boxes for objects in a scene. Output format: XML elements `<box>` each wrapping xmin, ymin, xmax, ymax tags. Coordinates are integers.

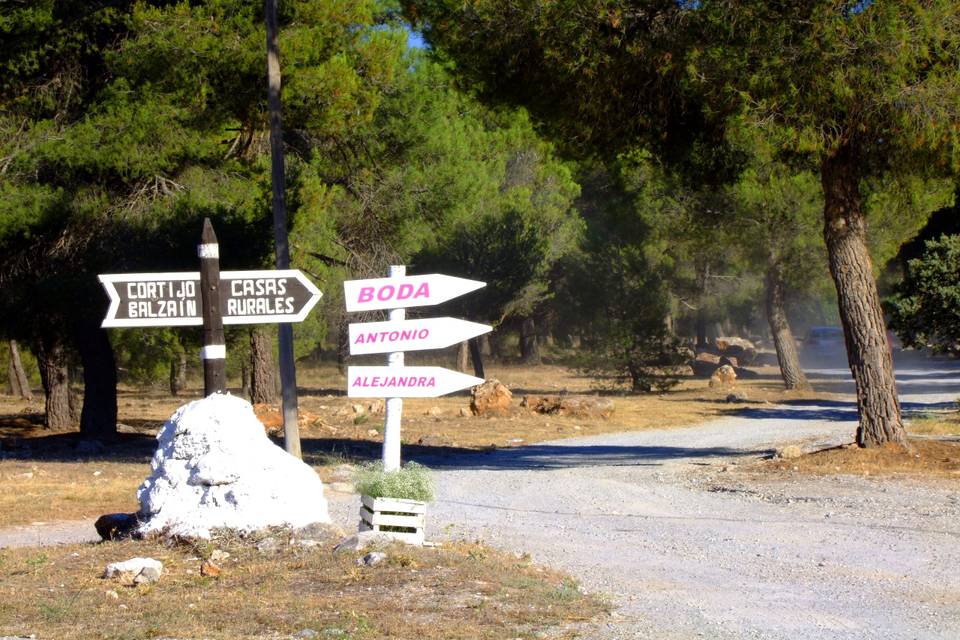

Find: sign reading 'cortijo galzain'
<box><xmin>343</xmin><ymin>266</ymin><xmax>490</xmax><ymax>472</ymax></box>
<box><xmin>99</xmin><ymin>269</ymin><xmax>321</xmax><ymax>328</ymax></box>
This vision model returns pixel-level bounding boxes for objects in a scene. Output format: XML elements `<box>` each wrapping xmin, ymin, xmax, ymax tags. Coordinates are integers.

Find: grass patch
<box><xmin>354</xmin><ymin>461</ymin><xmax>434</xmax><ymax>502</ymax></box>
<box><xmin>907</xmin><ymin>412</ymin><xmax>960</xmax><ymax>437</ymax></box>
<box><xmin>0</xmin><ymin>535</ymin><xmax>606</xmax><ymax>639</ymax></box>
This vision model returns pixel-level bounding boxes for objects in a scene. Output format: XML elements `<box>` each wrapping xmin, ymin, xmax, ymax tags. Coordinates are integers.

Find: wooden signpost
<box><xmin>98</xmin><ymin>219</ymin><xmax>323</xmax><ymax>445</ymax></box>
<box><xmin>344</xmin><ymin>267</ymin><xmax>490</xmax><ymax>471</ymax></box>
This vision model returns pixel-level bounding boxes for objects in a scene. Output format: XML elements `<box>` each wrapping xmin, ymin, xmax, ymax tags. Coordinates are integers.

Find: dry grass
<box><xmin>762</xmin><ymin>439</ymin><xmax>960</xmax><ymax>478</ymax></box>
<box><xmin>0</xmin><ymin>533</ymin><xmax>606</xmax><ymax>639</ymax></box>
<box><xmin>0</xmin><ymin>460</ymin><xmax>141</xmax><ymax>526</ymax></box>
<box><xmin>907</xmin><ymin>412</ymin><xmax>960</xmax><ymax>437</ymax></box>
<box><xmin>0</xmin><ymin>362</ymin><xmax>836</xmax><ymax>527</ymax></box>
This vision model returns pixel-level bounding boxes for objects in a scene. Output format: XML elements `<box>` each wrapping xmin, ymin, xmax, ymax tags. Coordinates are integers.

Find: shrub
<box><xmin>353</xmin><ymin>461</ymin><xmax>435</xmax><ymax>502</ymax></box>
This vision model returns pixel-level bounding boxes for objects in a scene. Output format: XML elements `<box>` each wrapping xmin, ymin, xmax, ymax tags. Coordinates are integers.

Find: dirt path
<box><xmin>371</xmin><ymin>363</ymin><xmax>959</xmax><ymax>640</ymax></box>
<box><xmin>4</xmin><ymin>360</ymin><xmax>959</xmax><ymax>640</ymax></box>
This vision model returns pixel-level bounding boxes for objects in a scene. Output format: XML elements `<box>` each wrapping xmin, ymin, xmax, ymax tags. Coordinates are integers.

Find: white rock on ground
<box><xmin>136</xmin><ymin>393</ymin><xmax>329</xmax><ymax>539</ymax></box>
<box><xmin>103</xmin><ymin>557</ymin><xmax>163</xmax><ymax>582</ymax></box>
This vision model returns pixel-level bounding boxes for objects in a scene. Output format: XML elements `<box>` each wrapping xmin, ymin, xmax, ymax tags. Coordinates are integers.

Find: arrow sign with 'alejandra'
<box><xmin>99</xmin><ymin>269</ymin><xmax>322</xmax><ymax>328</ymax></box>
<box><xmin>348</xmin><ymin>317</ymin><xmax>491</xmax><ymax>356</ymax></box>
<box><xmin>343</xmin><ymin>273</ymin><xmax>485</xmax><ymax>313</ymax></box>
<box><xmin>347</xmin><ymin>366</ymin><xmax>484</xmax><ymax>398</ymax></box>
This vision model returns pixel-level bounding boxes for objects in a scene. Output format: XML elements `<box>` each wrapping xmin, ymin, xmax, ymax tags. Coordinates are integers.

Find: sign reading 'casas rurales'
<box><xmin>99</xmin><ymin>269</ymin><xmax>322</xmax><ymax>328</ymax></box>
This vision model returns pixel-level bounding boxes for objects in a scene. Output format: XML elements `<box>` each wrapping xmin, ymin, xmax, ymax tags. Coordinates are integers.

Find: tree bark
<box><xmin>250</xmin><ymin>327</ymin><xmax>277</xmax><ymax>404</ymax></box>
<box><xmin>240</xmin><ymin>360</ymin><xmax>250</xmax><ymax>398</ymax></box>
<box><xmin>765</xmin><ymin>263</ymin><xmax>810</xmax><ymax>391</ymax></box>
<box><xmin>457</xmin><ymin>341</ymin><xmax>469</xmax><ymax>373</ymax></box>
<box><xmin>468</xmin><ymin>337</ymin><xmax>485</xmax><ymax>379</ymax></box>
<box><xmin>478</xmin><ymin>333</ymin><xmax>492</xmax><ymax>357</ymax></box>
<box><xmin>76</xmin><ymin>321</ymin><xmax>118</xmax><ymax>441</ymax></box>
<box><xmin>336</xmin><ymin>322</ymin><xmax>349</xmax><ymax>375</ymax></box>
<box><xmin>821</xmin><ymin>145</ymin><xmax>904</xmax><ymax>447</ymax></box>
<box><xmin>36</xmin><ymin>336</ymin><xmax>71</xmax><ymax>430</ymax></box>
<box><xmin>8</xmin><ymin>340</ymin><xmax>33</xmax><ymax>400</ymax></box>
<box><xmin>519</xmin><ymin>317</ymin><xmax>541</xmax><ymax>364</ymax></box>
<box><xmin>169</xmin><ymin>351</ymin><xmax>187</xmax><ymax>397</ymax></box>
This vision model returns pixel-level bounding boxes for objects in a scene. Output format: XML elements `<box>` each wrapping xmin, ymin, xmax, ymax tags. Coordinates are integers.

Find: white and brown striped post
<box><xmin>199</xmin><ymin>218</ymin><xmax>226</xmax><ymax>395</ymax></box>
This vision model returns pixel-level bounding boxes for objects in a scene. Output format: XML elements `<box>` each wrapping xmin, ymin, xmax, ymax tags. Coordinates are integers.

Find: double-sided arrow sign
<box><xmin>348</xmin><ymin>317</ymin><xmax>491</xmax><ymax>356</ymax></box>
<box><xmin>343</xmin><ymin>273</ymin><xmax>484</xmax><ymax>313</ymax></box>
<box><xmin>347</xmin><ymin>366</ymin><xmax>484</xmax><ymax>398</ymax></box>
<box><xmin>99</xmin><ymin>269</ymin><xmax>322</xmax><ymax>328</ymax></box>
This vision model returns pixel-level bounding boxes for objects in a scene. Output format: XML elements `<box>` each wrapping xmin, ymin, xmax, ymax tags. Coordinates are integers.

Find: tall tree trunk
<box><xmin>519</xmin><ymin>317</ymin><xmax>541</xmax><ymax>364</ymax></box>
<box><xmin>169</xmin><ymin>351</ymin><xmax>187</xmax><ymax>397</ymax></box>
<box><xmin>695</xmin><ymin>263</ymin><xmax>710</xmax><ymax>348</ymax></box>
<box><xmin>36</xmin><ymin>336</ymin><xmax>71</xmax><ymax>430</ymax></box>
<box><xmin>765</xmin><ymin>263</ymin><xmax>810</xmax><ymax>391</ymax></box>
<box><xmin>457</xmin><ymin>341</ymin><xmax>469</xmax><ymax>373</ymax></box>
<box><xmin>240</xmin><ymin>361</ymin><xmax>250</xmax><ymax>398</ymax></box>
<box><xmin>336</xmin><ymin>322</ymin><xmax>349</xmax><ymax>375</ymax></box>
<box><xmin>8</xmin><ymin>340</ymin><xmax>33</xmax><ymax>400</ymax></box>
<box><xmin>478</xmin><ymin>333</ymin><xmax>492</xmax><ymax>357</ymax></box>
<box><xmin>76</xmin><ymin>321</ymin><xmax>118</xmax><ymax>441</ymax></box>
<box><xmin>250</xmin><ymin>327</ymin><xmax>277</xmax><ymax>404</ymax></box>
<box><xmin>821</xmin><ymin>145</ymin><xmax>904</xmax><ymax>448</ymax></box>
<box><xmin>468</xmin><ymin>337</ymin><xmax>485</xmax><ymax>379</ymax></box>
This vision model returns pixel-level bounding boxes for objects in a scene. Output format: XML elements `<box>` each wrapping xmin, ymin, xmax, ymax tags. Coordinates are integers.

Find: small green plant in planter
<box><xmin>354</xmin><ymin>461</ymin><xmax>434</xmax><ymax>544</ymax></box>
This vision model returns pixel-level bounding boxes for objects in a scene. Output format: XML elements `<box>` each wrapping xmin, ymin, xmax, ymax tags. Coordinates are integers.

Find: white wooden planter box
<box><xmin>359</xmin><ymin>495</ymin><xmax>426</xmax><ymax>545</ymax></box>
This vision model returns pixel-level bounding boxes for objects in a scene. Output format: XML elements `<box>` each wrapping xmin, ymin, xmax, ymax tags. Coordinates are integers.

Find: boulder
<box><xmin>719</xmin><ymin>356</ymin><xmax>739</xmax><ymax>369</ymax></box>
<box><xmin>136</xmin><ymin>394</ymin><xmax>330</xmax><ymax>539</ymax></box>
<box><xmin>777</xmin><ymin>445</ymin><xmax>803</xmax><ymax>460</ymax></box>
<box><xmin>104</xmin><ymin>557</ymin><xmax>163</xmax><ymax>584</ymax></box>
<box><xmin>95</xmin><ymin>513</ymin><xmax>140</xmax><ymax>541</ymax></box>
<box><xmin>721</xmin><ymin>344</ymin><xmax>758</xmax><ymax>366</ymax></box>
<box><xmin>253</xmin><ymin>403</ymin><xmax>321</xmax><ymax>435</ymax></box>
<box><xmin>695</xmin><ymin>351</ymin><xmax>722</xmax><ymax>365</ymax></box>
<box><xmin>709</xmin><ymin>364</ymin><xmax>737</xmax><ymax>388</ymax></box>
<box><xmin>470</xmin><ymin>379</ymin><xmax>513</xmax><ymax>417</ymax></box>
<box><xmin>521</xmin><ymin>395</ymin><xmax>615</xmax><ymax>418</ymax></box>
<box><xmin>691</xmin><ymin>352</ymin><xmax>721</xmax><ymax>378</ymax></box>
<box><xmin>715</xmin><ymin>336</ymin><xmax>756</xmax><ymax>352</ymax></box>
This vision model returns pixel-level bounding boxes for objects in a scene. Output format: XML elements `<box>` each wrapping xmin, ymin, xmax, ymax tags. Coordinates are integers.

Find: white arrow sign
<box><xmin>348</xmin><ymin>317</ymin><xmax>491</xmax><ymax>356</ymax></box>
<box><xmin>347</xmin><ymin>366</ymin><xmax>484</xmax><ymax>398</ymax></box>
<box><xmin>99</xmin><ymin>269</ymin><xmax>322</xmax><ymax>328</ymax></box>
<box><xmin>343</xmin><ymin>273</ymin><xmax>485</xmax><ymax>313</ymax></box>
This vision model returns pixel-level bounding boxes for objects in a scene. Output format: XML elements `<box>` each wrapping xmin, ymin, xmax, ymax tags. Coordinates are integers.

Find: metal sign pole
<box><xmin>382</xmin><ymin>265</ymin><xmax>405</xmax><ymax>472</ymax></box>
<box><xmin>198</xmin><ymin>218</ymin><xmax>226</xmax><ymax>395</ymax></box>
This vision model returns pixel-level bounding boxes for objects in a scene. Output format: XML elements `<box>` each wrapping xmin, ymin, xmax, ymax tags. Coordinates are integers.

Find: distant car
<box><xmin>804</xmin><ymin>326</ymin><xmax>845</xmax><ymax>347</ymax></box>
<box><xmin>802</xmin><ymin>326</ymin><xmax>847</xmax><ymax>364</ymax></box>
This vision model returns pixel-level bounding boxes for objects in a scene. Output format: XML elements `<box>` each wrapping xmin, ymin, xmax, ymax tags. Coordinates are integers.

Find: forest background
<box><xmin>2</xmin><ymin>0</ymin><xmax>959</xmax><ymax>448</ymax></box>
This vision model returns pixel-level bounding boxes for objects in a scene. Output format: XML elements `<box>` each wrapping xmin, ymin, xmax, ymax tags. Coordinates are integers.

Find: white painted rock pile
<box><xmin>137</xmin><ymin>393</ymin><xmax>329</xmax><ymax>539</ymax></box>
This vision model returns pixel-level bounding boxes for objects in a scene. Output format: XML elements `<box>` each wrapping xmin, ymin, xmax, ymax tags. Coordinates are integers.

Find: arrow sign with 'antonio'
<box><xmin>347</xmin><ymin>366</ymin><xmax>484</xmax><ymax>398</ymax></box>
<box><xmin>343</xmin><ymin>273</ymin><xmax>484</xmax><ymax>313</ymax></box>
<box><xmin>348</xmin><ymin>317</ymin><xmax>491</xmax><ymax>356</ymax></box>
<box><xmin>99</xmin><ymin>269</ymin><xmax>322</xmax><ymax>328</ymax></box>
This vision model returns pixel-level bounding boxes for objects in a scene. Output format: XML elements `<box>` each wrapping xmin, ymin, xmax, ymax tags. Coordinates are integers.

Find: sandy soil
<box><xmin>4</xmin><ymin>355</ymin><xmax>959</xmax><ymax>639</ymax></box>
<box><xmin>337</xmin><ymin>357</ymin><xmax>960</xmax><ymax>640</ymax></box>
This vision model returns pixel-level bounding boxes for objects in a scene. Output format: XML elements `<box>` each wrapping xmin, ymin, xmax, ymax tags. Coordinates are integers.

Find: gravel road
<box><xmin>4</xmin><ymin>357</ymin><xmax>958</xmax><ymax>640</ymax></box>
<box><xmin>330</xmin><ymin>359</ymin><xmax>960</xmax><ymax>640</ymax></box>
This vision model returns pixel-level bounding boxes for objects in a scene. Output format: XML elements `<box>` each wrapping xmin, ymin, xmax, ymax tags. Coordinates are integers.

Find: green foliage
<box><xmin>556</xmin><ymin>162</ymin><xmax>686</xmax><ymax>393</ymax></box>
<box><xmin>353</xmin><ymin>461</ymin><xmax>435</xmax><ymax>502</ymax></box>
<box><xmin>111</xmin><ymin>329</ymin><xmax>185</xmax><ymax>387</ymax></box>
<box><xmin>888</xmin><ymin>235</ymin><xmax>960</xmax><ymax>354</ymax></box>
